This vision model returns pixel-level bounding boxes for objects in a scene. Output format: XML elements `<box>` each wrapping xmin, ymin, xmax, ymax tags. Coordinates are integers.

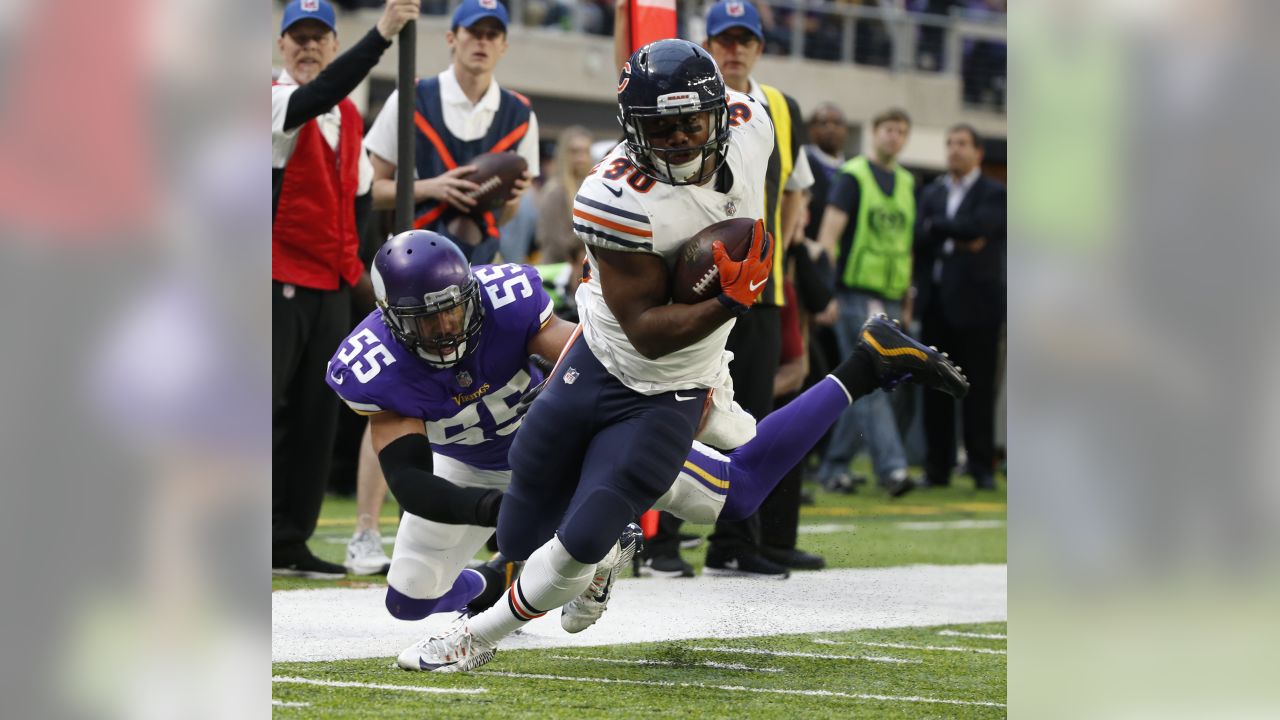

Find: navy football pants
<box><xmin>499</xmin><ymin>336</ymin><xmax>707</xmax><ymax>564</ymax></box>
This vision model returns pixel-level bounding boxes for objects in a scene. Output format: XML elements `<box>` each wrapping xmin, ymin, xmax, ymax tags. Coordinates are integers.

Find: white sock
<box><xmin>468</xmin><ymin>536</ymin><xmax>594</xmax><ymax>645</ymax></box>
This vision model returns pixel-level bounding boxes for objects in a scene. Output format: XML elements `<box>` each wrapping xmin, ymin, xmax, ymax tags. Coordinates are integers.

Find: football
<box><xmin>670</xmin><ymin>217</ymin><xmax>760</xmax><ymax>304</ymax></box>
<box><xmin>463</xmin><ymin>152</ymin><xmax>528</xmax><ymax>215</ymax></box>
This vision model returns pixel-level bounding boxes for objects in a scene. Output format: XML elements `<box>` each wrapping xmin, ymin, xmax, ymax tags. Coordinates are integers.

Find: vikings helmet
<box><xmin>617</xmin><ymin>39</ymin><xmax>729</xmax><ymax>186</ymax></box>
<box><xmin>371</xmin><ymin>231</ymin><xmax>484</xmax><ymax>368</ymax></box>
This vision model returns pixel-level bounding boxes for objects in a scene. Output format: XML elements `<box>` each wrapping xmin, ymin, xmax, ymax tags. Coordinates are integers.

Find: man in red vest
<box><xmin>272</xmin><ymin>0</ymin><xmax>419</xmax><ymax>578</ymax></box>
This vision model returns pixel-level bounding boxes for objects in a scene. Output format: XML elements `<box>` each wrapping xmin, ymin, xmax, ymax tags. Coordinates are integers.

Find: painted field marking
<box><xmin>477</xmin><ymin>671</ymin><xmax>1005</xmax><ymax>708</ymax></box>
<box><xmin>322</xmin><ymin>536</ymin><xmax>394</xmax><ymax>546</ymax></box>
<box><xmin>798</xmin><ymin>523</ymin><xmax>858</xmax><ymax>535</ymax></box>
<box><xmin>316</xmin><ymin>516</ymin><xmax>401</xmax><ymax>528</ymax></box>
<box><xmin>547</xmin><ymin>655</ymin><xmax>782</xmax><ymax>673</ymax></box>
<box><xmin>938</xmin><ymin>630</ymin><xmax>1006</xmax><ymax>640</ymax></box>
<box><xmin>800</xmin><ymin>501</ymin><xmax>1004</xmax><ymax>518</ymax></box>
<box><xmin>271</xmin><ymin>676</ymin><xmax>488</xmax><ymax>694</ymax></box>
<box><xmin>812</xmin><ymin>639</ymin><xmax>1005</xmax><ymax>655</ymax></box>
<box><xmin>687</xmin><ymin>646</ymin><xmax>919</xmax><ymax>664</ymax></box>
<box><xmin>896</xmin><ymin>520</ymin><xmax>1006</xmax><ymax>531</ymax></box>
<box><xmin>271</xmin><ymin>700</ymin><xmax>311</xmax><ymax>707</ymax></box>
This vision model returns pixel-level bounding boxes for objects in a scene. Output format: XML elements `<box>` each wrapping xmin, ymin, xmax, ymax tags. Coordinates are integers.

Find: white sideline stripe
<box><xmin>797</xmin><ymin>523</ymin><xmax>858</xmax><ymax>534</ymax></box>
<box><xmin>271</xmin><ymin>676</ymin><xmax>488</xmax><ymax>694</ymax></box>
<box><xmin>271</xmin><ymin>700</ymin><xmax>311</xmax><ymax>707</ymax></box>
<box><xmin>477</xmin><ymin>671</ymin><xmax>1005</xmax><ymax>708</ymax></box>
<box><xmin>813</xmin><ymin>639</ymin><xmax>1005</xmax><ymax>655</ymax></box>
<box><xmin>547</xmin><ymin>655</ymin><xmax>782</xmax><ymax>673</ymax></box>
<box><xmin>796</xmin><ymin>520</ymin><xmax>1006</xmax><ymax>535</ymax></box>
<box><xmin>897</xmin><ymin>520</ymin><xmax>1006</xmax><ymax>531</ymax></box>
<box><xmin>273</xmin><ymin>564</ymin><xmax>1007</xmax><ymax>662</ymax></box>
<box><xmin>688</xmin><ymin>646</ymin><xmax>919</xmax><ymax>664</ymax></box>
<box><xmin>938</xmin><ymin>630</ymin><xmax>1007</xmax><ymax>640</ymax></box>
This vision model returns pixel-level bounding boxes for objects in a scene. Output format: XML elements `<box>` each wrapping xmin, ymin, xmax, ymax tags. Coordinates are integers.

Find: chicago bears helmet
<box><xmin>618</xmin><ymin>39</ymin><xmax>729</xmax><ymax>186</ymax></box>
<box><xmin>371</xmin><ymin>231</ymin><xmax>484</xmax><ymax>368</ymax></box>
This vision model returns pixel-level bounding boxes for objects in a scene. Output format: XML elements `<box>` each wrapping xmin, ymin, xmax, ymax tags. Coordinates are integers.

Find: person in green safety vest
<box><xmin>813</xmin><ymin>107</ymin><xmax>919</xmax><ymax>497</ymax></box>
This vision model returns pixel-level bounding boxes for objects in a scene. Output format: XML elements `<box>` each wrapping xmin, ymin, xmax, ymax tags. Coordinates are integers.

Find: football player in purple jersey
<box><xmin>331</xmin><ymin>231</ymin><xmax>970</xmax><ymax>672</ymax></box>
<box><xmin>325</xmin><ymin>231</ymin><xmax>575</xmax><ymax>640</ymax></box>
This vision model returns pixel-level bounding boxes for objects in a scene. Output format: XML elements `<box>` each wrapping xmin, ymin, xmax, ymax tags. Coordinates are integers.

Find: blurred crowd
<box><xmin>312</xmin><ymin>0</ymin><xmax>1007</xmax><ymax>110</ymax></box>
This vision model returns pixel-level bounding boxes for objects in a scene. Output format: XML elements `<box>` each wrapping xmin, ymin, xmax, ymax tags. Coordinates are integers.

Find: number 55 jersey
<box><xmin>325</xmin><ymin>263</ymin><xmax>554</xmax><ymax>471</ymax></box>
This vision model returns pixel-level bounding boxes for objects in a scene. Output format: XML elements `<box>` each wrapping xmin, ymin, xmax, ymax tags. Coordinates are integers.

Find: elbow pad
<box><xmin>378</xmin><ymin>434</ymin><xmax>503</xmax><ymax>527</ymax></box>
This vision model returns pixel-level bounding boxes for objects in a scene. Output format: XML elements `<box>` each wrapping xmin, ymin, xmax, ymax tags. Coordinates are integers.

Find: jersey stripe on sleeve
<box><xmin>574</xmin><ymin>194</ymin><xmax>652</xmax><ymax>225</ymax></box>
<box><xmin>342</xmin><ymin>398</ymin><xmax>384</xmax><ymax>415</ymax></box>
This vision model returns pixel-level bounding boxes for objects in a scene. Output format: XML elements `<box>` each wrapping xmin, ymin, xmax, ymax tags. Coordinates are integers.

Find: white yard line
<box><xmin>797</xmin><ymin>523</ymin><xmax>858</xmax><ymax>534</ymax></box>
<box><xmin>896</xmin><ymin>520</ymin><xmax>1006</xmax><ymax>531</ymax></box>
<box><xmin>938</xmin><ymin>629</ymin><xmax>1007</xmax><ymax>640</ymax></box>
<box><xmin>547</xmin><ymin>655</ymin><xmax>782</xmax><ymax>672</ymax></box>
<box><xmin>813</xmin><ymin>639</ymin><xmax>1006</xmax><ymax>655</ymax></box>
<box><xmin>477</xmin><ymin>671</ymin><xmax>1005</xmax><ymax>708</ymax></box>
<box><xmin>271</xmin><ymin>676</ymin><xmax>488</xmax><ymax>694</ymax></box>
<box><xmin>273</xmin><ymin>564</ymin><xmax>1007</xmax><ymax>662</ymax></box>
<box><xmin>688</xmin><ymin>646</ymin><xmax>919</xmax><ymax>664</ymax></box>
<box><xmin>271</xmin><ymin>700</ymin><xmax>311</xmax><ymax>707</ymax></box>
<box><xmin>797</xmin><ymin>520</ymin><xmax>1006</xmax><ymax>535</ymax></box>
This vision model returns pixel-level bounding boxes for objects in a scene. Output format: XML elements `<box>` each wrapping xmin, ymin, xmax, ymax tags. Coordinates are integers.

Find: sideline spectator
<box><xmin>536</xmin><ymin>125</ymin><xmax>595</xmax><ymax>264</ymax></box>
<box><xmin>915</xmin><ymin>123</ymin><xmax>1006</xmax><ymax>490</ymax></box>
<box><xmin>272</xmin><ymin>0</ymin><xmax>420</xmax><ymax>578</ymax></box>
<box><xmin>364</xmin><ymin>0</ymin><xmax>539</xmax><ymax>264</ymax></box>
<box><xmin>698</xmin><ymin>0</ymin><xmax>816</xmax><ymax>578</ymax></box>
<box><xmin>814</xmin><ymin>107</ymin><xmax>918</xmax><ymax>497</ymax></box>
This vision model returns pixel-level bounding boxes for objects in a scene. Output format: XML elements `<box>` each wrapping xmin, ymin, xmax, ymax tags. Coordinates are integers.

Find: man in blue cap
<box><xmin>365</xmin><ymin>0</ymin><xmax>539</xmax><ymax>265</ymax></box>
<box><xmin>613</xmin><ymin>0</ymin><xmax>819</xmax><ymax>578</ymax></box>
<box><xmin>696</xmin><ymin>0</ymin><xmax>822</xmax><ymax>579</ymax></box>
<box><xmin>272</xmin><ymin>0</ymin><xmax>420</xmax><ymax>579</ymax></box>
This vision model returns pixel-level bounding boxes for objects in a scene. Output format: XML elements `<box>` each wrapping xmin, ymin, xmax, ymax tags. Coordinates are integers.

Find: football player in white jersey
<box><xmin>402</xmin><ymin>39</ymin><xmax>782</xmax><ymax>673</ymax></box>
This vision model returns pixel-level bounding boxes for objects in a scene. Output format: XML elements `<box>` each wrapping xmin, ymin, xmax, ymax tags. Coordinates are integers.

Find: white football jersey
<box><xmin>572</xmin><ymin>90</ymin><xmax>775</xmax><ymax>395</ymax></box>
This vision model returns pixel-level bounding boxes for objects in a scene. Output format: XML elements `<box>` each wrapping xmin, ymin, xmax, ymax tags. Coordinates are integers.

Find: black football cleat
<box><xmin>859</xmin><ymin>315</ymin><xmax>970</xmax><ymax>398</ymax></box>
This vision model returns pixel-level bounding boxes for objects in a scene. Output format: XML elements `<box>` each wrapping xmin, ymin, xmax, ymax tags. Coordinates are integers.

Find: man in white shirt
<box><xmin>364</xmin><ymin>0</ymin><xmax>538</xmax><ymax>264</ymax></box>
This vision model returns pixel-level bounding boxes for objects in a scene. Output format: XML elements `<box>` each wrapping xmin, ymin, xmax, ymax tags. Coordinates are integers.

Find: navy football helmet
<box><xmin>371</xmin><ymin>231</ymin><xmax>484</xmax><ymax>368</ymax></box>
<box><xmin>618</xmin><ymin>39</ymin><xmax>729</xmax><ymax>186</ymax></box>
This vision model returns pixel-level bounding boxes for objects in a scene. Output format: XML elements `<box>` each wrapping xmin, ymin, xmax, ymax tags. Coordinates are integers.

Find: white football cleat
<box><xmin>344</xmin><ymin>529</ymin><xmax>391</xmax><ymax>576</ymax></box>
<box><xmin>396</xmin><ymin>616</ymin><xmax>497</xmax><ymax>673</ymax></box>
<box><xmin>561</xmin><ymin>523</ymin><xmax>643</xmax><ymax>634</ymax></box>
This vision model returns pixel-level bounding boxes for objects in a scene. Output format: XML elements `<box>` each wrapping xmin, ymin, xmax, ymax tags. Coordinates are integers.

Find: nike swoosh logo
<box><xmin>749</xmin><ymin>278</ymin><xmax>767</xmax><ymax>292</ymax></box>
<box><xmin>604</xmin><ymin>184</ymin><xmax>623</xmax><ymax>197</ymax></box>
<box><xmin>674</xmin><ymin>393</ymin><xmax>697</xmax><ymax>402</ymax></box>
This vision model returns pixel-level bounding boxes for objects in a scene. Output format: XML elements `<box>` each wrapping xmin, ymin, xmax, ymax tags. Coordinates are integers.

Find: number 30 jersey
<box><xmin>572</xmin><ymin>90</ymin><xmax>774</xmax><ymax>394</ymax></box>
<box><xmin>325</xmin><ymin>263</ymin><xmax>554</xmax><ymax>470</ymax></box>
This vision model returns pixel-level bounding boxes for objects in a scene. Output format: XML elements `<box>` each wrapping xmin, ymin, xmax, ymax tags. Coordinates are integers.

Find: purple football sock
<box><xmin>385</xmin><ymin>568</ymin><xmax>486</xmax><ymax>620</ymax></box>
<box><xmin>720</xmin><ymin>377</ymin><xmax>852</xmax><ymax>521</ymax></box>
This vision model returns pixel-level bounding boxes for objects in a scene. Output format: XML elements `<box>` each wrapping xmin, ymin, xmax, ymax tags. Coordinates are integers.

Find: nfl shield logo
<box><xmin>724</xmin><ymin>199</ymin><xmax>737</xmax><ymax>215</ymax></box>
<box><xmin>302</xmin><ymin>0</ymin><xmax>319</xmax><ymax>11</ymax></box>
<box><xmin>480</xmin><ymin>0</ymin><xmax>498</xmax><ymax>8</ymax></box>
<box><xmin>456</xmin><ymin>370</ymin><xmax>473</xmax><ymax>388</ymax></box>
<box><xmin>563</xmin><ymin>367</ymin><xmax>580</xmax><ymax>385</ymax></box>
<box><xmin>727</xmin><ymin>1</ymin><xmax>746</xmax><ymax>18</ymax></box>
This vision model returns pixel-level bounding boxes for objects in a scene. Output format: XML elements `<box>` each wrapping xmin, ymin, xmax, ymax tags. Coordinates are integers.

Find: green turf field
<box><xmin>272</xmin><ymin>479</ymin><xmax>1006</xmax><ymax>592</ymax></box>
<box><xmin>272</xmin><ymin>621</ymin><xmax>1007</xmax><ymax>718</ymax></box>
<box><xmin>274</xmin><ymin>474</ymin><xmax>1006</xmax><ymax>716</ymax></box>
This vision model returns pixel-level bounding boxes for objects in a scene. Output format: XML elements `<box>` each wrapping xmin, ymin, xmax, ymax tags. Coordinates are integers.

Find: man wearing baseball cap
<box><xmin>699</xmin><ymin>0</ymin><xmax>822</xmax><ymax>578</ymax></box>
<box><xmin>272</xmin><ymin>0</ymin><xmax>420</xmax><ymax>579</ymax></box>
<box><xmin>364</xmin><ymin>0</ymin><xmax>539</xmax><ymax>264</ymax></box>
<box><xmin>616</xmin><ymin>1</ymin><xmax>819</xmax><ymax>578</ymax></box>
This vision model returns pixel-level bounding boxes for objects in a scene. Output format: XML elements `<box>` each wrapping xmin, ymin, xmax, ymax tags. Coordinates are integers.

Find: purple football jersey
<box><xmin>326</xmin><ymin>264</ymin><xmax>554</xmax><ymax>470</ymax></box>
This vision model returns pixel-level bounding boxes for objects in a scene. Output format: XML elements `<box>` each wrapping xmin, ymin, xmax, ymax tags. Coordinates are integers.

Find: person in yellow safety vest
<box><xmin>814</xmin><ymin>107</ymin><xmax>919</xmax><ymax>498</ymax></box>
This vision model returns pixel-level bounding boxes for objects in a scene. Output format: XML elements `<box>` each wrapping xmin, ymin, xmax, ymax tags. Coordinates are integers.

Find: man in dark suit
<box><xmin>915</xmin><ymin>124</ymin><xmax>1006</xmax><ymax>490</ymax></box>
